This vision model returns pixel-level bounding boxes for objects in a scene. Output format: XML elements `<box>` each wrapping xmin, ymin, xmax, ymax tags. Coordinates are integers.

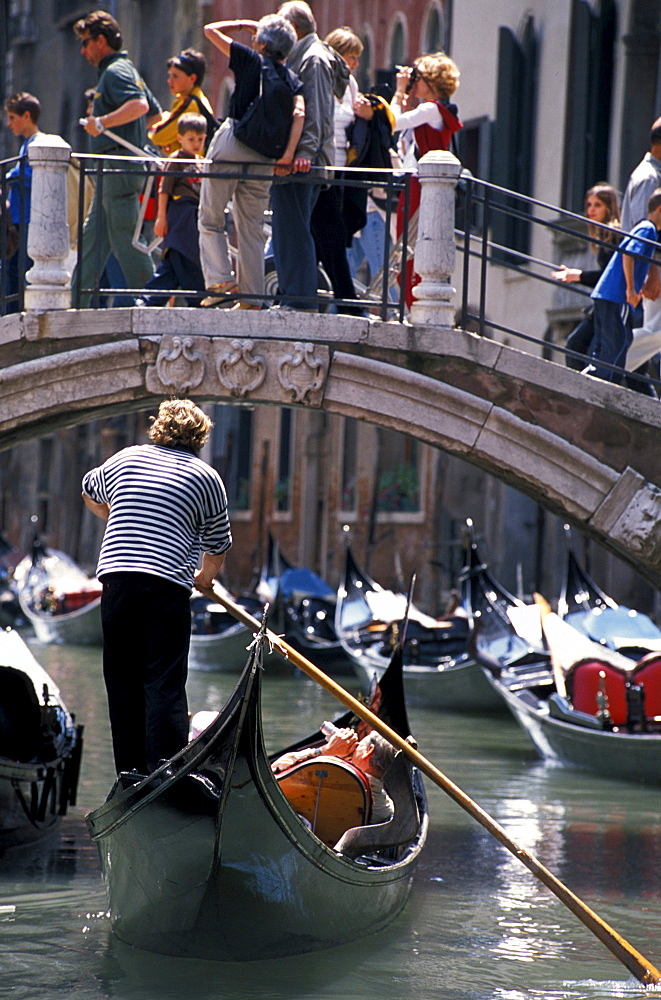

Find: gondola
<box><xmin>14</xmin><ymin>537</ymin><xmax>102</xmax><ymax>645</ymax></box>
<box><xmin>479</xmin><ymin>606</ymin><xmax>661</xmax><ymax>784</ymax></box>
<box><xmin>264</xmin><ymin>535</ymin><xmax>355</xmax><ymax>676</ymax></box>
<box><xmin>86</xmin><ymin>623</ymin><xmax>428</xmax><ymax>960</ymax></box>
<box><xmin>558</xmin><ymin>525</ymin><xmax>661</xmax><ymax>660</ymax></box>
<box><xmin>188</xmin><ymin>583</ymin><xmax>265</xmax><ymax>671</ymax></box>
<box><xmin>0</xmin><ymin>628</ymin><xmax>83</xmax><ymax>852</ymax></box>
<box><xmin>335</xmin><ymin>529</ymin><xmax>550</xmax><ymax>712</ymax></box>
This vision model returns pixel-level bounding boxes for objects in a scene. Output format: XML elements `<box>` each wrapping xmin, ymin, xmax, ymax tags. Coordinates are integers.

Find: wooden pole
<box><xmin>198</xmin><ymin>584</ymin><xmax>661</xmax><ymax>986</ymax></box>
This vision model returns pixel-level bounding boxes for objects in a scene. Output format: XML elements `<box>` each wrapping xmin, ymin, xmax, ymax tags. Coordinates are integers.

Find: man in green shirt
<box><xmin>75</xmin><ymin>10</ymin><xmax>160</xmax><ymax>305</ymax></box>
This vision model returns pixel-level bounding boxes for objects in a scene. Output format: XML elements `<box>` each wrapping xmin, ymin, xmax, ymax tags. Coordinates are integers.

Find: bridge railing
<box><xmin>68</xmin><ymin>151</ymin><xmax>413</xmax><ymax>320</ymax></box>
<box><xmin>2</xmin><ymin>137</ymin><xmax>659</xmax><ymax>396</ymax></box>
<box><xmin>455</xmin><ymin>174</ymin><xmax>661</xmax><ymax>394</ymax></box>
<box><xmin>0</xmin><ymin>154</ymin><xmax>28</xmax><ymax>315</ymax></box>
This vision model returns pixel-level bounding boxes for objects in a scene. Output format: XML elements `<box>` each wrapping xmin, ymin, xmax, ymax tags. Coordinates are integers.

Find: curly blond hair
<box><xmin>414</xmin><ymin>52</ymin><xmax>460</xmax><ymax>101</ymax></box>
<box><xmin>148</xmin><ymin>398</ymin><xmax>212</xmax><ymax>454</ymax></box>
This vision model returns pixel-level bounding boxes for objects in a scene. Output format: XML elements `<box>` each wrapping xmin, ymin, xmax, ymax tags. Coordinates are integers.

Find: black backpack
<box><xmin>233</xmin><ymin>56</ymin><xmax>297</xmax><ymax>159</ymax></box>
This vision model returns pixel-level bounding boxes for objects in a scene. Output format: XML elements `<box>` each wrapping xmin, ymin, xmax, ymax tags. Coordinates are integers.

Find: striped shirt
<box><xmin>82</xmin><ymin>444</ymin><xmax>232</xmax><ymax>590</ymax></box>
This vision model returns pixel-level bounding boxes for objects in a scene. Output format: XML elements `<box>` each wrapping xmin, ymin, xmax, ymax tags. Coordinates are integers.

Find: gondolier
<box><xmin>82</xmin><ymin>398</ymin><xmax>232</xmax><ymax>775</ymax></box>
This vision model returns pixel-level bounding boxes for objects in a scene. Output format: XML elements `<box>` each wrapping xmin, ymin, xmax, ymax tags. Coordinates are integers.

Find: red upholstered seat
<box><xmin>565</xmin><ymin>658</ymin><xmax>629</xmax><ymax>725</ymax></box>
<box><xmin>631</xmin><ymin>654</ymin><xmax>661</xmax><ymax>719</ymax></box>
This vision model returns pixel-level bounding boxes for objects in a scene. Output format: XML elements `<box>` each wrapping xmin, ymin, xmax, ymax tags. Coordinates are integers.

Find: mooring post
<box><xmin>410</xmin><ymin>150</ymin><xmax>462</xmax><ymax>328</ymax></box>
<box><xmin>24</xmin><ymin>134</ymin><xmax>72</xmax><ymax>312</ymax></box>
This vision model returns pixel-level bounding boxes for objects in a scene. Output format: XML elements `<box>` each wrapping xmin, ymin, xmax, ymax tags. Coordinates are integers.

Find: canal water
<box><xmin>2</xmin><ymin>637</ymin><xmax>661</xmax><ymax>1000</ymax></box>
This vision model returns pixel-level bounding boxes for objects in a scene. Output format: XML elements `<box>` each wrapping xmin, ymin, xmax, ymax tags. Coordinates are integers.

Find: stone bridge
<box><xmin>1</xmin><ymin>137</ymin><xmax>660</xmax><ymax>585</ymax></box>
<box><xmin>2</xmin><ymin>306</ymin><xmax>660</xmax><ymax>586</ymax></box>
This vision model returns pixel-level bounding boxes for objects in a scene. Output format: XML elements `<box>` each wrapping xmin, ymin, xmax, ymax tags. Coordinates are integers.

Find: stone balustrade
<box><xmin>25</xmin><ymin>134</ymin><xmax>72</xmax><ymax>312</ymax></box>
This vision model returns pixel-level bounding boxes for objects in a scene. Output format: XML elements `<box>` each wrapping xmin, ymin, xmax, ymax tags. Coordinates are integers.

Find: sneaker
<box><xmin>200</xmin><ymin>281</ymin><xmax>239</xmax><ymax>307</ymax></box>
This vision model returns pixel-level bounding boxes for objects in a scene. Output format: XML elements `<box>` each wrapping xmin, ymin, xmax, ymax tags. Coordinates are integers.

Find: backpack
<box><xmin>233</xmin><ymin>56</ymin><xmax>297</xmax><ymax>159</ymax></box>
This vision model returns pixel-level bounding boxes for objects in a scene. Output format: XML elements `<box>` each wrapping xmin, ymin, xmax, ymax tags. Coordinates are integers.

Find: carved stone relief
<box><xmin>217</xmin><ymin>339</ymin><xmax>266</xmax><ymax>398</ymax></box>
<box><xmin>145</xmin><ymin>335</ymin><xmax>329</xmax><ymax>407</ymax></box>
<box><xmin>154</xmin><ymin>337</ymin><xmax>205</xmax><ymax>392</ymax></box>
<box><xmin>277</xmin><ymin>341</ymin><xmax>327</xmax><ymax>402</ymax></box>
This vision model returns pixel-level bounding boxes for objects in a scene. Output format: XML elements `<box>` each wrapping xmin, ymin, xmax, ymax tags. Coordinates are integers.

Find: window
<box><xmin>490</xmin><ymin>18</ymin><xmax>538</xmax><ymax>263</ymax></box>
<box><xmin>375</xmin><ymin>429</ymin><xmax>421</xmax><ymax>515</ymax></box>
<box><xmin>341</xmin><ymin>418</ymin><xmax>357</xmax><ymax>513</ymax></box>
<box><xmin>275</xmin><ymin>408</ymin><xmax>294</xmax><ymax>513</ymax></box>
<box><xmin>389</xmin><ymin>17</ymin><xmax>406</xmax><ymax>69</ymax></box>
<box><xmin>562</xmin><ymin>0</ymin><xmax>616</xmax><ymax>213</ymax></box>
<box><xmin>211</xmin><ymin>405</ymin><xmax>253</xmax><ymax>511</ymax></box>
<box><xmin>422</xmin><ymin>4</ymin><xmax>444</xmax><ymax>54</ymax></box>
<box><xmin>357</xmin><ymin>31</ymin><xmax>372</xmax><ymax>95</ymax></box>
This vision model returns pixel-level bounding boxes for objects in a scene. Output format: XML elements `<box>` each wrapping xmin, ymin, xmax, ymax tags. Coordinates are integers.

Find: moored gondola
<box><xmin>558</xmin><ymin>525</ymin><xmax>661</xmax><ymax>660</ymax></box>
<box><xmin>15</xmin><ymin>536</ymin><xmax>102</xmax><ymax>646</ymax></box>
<box><xmin>0</xmin><ymin>628</ymin><xmax>84</xmax><ymax>852</ymax></box>
<box><xmin>479</xmin><ymin>607</ymin><xmax>661</xmax><ymax>785</ymax></box>
<box><xmin>86</xmin><ymin>626</ymin><xmax>427</xmax><ymax>960</ymax></box>
<box><xmin>335</xmin><ymin>525</ymin><xmax>550</xmax><ymax>712</ymax></box>
<box><xmin>264</xmin><ymin>534</ymin><xmax>355</xmax><ymax>676</ymax></box>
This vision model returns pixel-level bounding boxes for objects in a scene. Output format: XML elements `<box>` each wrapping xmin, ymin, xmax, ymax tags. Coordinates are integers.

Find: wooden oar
<box><xmin>197</xmin><ymin>584</ymin><xmax>661</xmax><ymax>986</ymax></box>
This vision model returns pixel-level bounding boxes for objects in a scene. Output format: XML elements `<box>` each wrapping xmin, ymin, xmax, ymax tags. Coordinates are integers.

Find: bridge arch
<box><xmin>1</xmin><ymin>308</ymin><xmax>660</xmax><ymax>584</ymax></box>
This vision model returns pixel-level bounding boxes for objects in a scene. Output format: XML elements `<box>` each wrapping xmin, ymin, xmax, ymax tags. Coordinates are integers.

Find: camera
<box><xmin>396</xmin><ymin>65</ymin><xmax>419</xmax><ymax>94</ymax></box>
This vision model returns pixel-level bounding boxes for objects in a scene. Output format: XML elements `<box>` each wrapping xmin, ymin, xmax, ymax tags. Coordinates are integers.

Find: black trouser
<box><xmin>100</xmin><ymin>572</ymin><xmax>191</xmax><ymax>775</ymax></box>
<box><xmin>310</xmin><ymin>184</ymin><xmax>361</xmax><ymax>314</ymax></box>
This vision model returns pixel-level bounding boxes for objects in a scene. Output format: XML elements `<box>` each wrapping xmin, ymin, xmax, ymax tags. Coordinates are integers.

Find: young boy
<box><xmin>587</xmin><ymin>188</ymin><xmax>661</xmax><ymax>381</ymax></box>
<box><xmin>141</xmin><ymin>113</ymin><xmax>207</xmax><ymax>306</ymax></box>
<box><xmin>3</xmin><ymin>93</ymin><xmax>41</xmax><ymax>313</ymax></box>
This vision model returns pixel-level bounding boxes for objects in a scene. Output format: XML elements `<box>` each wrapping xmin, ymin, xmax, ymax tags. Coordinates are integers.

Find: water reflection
<box><xmin>1</xmin><ymin>640</ymin><xmax>660</xmax><ymax>999</ymax></box>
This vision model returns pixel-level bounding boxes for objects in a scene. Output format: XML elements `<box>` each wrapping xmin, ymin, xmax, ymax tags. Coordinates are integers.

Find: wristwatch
<box><xmin>95</xmin><ymin>117</ymin><xmax>105</xmax><ymax>133</ymax></box>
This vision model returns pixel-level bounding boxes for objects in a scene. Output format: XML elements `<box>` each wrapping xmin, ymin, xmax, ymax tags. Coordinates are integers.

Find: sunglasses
<box><xmin>80</xmin><ymin>37</ymin><xmax>94</xmax><ymax>48</ymax></box>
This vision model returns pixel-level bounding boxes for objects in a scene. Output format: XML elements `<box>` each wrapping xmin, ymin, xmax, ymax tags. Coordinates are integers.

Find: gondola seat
<box><xmin>565</xmin><ymin>658</ymin><xmax>629</xmax><ymax>725</ymax></box>
<box><xmin>0</xmin><ymin>665</ymin><xmax>41</xmax><ymax>762</ymax></box>
<box><xmin>333</xmin><ymin>751</ymin><xmax>420</xmax><ymax>860</ymax></box>
<box><xmin>631</xmin><ymin>654</ymin><xmax>661</xmax><ymax>719</ymax></box>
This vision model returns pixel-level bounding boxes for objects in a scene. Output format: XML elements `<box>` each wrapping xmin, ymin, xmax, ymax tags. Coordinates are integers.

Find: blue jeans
<box><xmin>270</xmin><ymin>179</ymin><xmax>320</xmax><ymax>308</ymax></box>
<box><xmin>589</xmin><ymin>298</ymin><xmax>632</xmax><ymax>381</ymax></box>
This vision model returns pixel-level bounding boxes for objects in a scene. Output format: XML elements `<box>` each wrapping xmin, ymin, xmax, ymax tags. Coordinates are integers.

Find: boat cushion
<box><xmin>565</xmin><ymin>658</ymin><xmax>629</xmax><ymax>725</ymax></box>
<box><xmin>631</xmin><ymin>654</ymin><xmax>661</xmax><ymax>719</ymax></box>
<box><xmin>0</xmin><ymin>665</ymin><xmax>41</xmax><ymax>762</ymax></box>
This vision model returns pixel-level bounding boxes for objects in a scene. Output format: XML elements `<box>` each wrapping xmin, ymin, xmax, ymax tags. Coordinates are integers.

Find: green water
<box><xmin>1</xmin><ymin>637</ymin><xmax>660</xmax><ymax>1000</ymax></box>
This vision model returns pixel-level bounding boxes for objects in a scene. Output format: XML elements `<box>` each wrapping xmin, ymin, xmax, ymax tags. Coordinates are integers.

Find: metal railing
<box><xmin>0</xmin><ymin>156</ymin><xmax>29</xmax><ymax>316</ymax></box>
<box><xmin>456</xmin><ymin>175</ymin><xmax>661</xmax><ymax>395</ymax></box>
<box><xmin>70</xmin><ymin>152</ymin><xmax>413</xmax><ymax>321</ymax></box>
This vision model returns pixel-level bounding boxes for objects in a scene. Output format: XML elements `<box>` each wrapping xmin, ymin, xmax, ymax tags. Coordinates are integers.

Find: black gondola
<box><xmin>86</xmin><ymin>623</ymin><xmax>428</xmax><ymax>960</ymax></box>
<box><xmin>265</xmin><ymin>534</ymin><xmax>355</xmax><ymax>675</ymax></box>
<box><xmin>0</xmin><ymin>628</ymin><xmax>83</xmax><ymax>853</ymax></box>
<box><xmin>558</xmin><ymin>525</ymin><xmax>661</xmax><ymax>660</ymax></box>
<box><xmin>335</xmin><ymin>523</ymin><xmax>550</xmax><ymax>711</ymax></box>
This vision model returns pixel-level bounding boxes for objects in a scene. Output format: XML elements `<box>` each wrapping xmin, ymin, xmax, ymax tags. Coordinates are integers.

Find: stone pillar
<box><xmin>410</xmin><ymin>150</ymin><xmax>462</xmax><ymax>328</ymax></box>
<box><xmin>24</xmin><ymin>134</ymin><xmax>72</xmax><ymax>312</ymax></box>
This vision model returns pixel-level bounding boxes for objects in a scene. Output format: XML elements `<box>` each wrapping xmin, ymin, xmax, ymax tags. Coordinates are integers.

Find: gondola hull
<box><xmin>0</xmin><ymin>629</ymin><xmax>83</xmax><ymax>852</ymax></box>
<box><xmin>487</xmin><ymin>673</ymin><xmax>661</xmax><ymax>784</ymax></box>
<box><xmin>88</xmin><ymin>641</ymin><xmax>427</xmax><ymax>960</ymax></box>
<box><xmin>96</xmin><ymin>756</ymin><xmax>423</xmax><ymax>959</ymax></box>
<box><xmin>188</xmin><ymin>620</ymin><xmax>254</xmax><ymax>671</ymax></box>
<box><xmin>349</xmin><ymin>650</ymin><xmax>503</xmax><ymax>711</ymax></box>
<box><xmin>22</xmin><ymin>598</ymin><xmax>102</xmax><ymax>646</ymax></box>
